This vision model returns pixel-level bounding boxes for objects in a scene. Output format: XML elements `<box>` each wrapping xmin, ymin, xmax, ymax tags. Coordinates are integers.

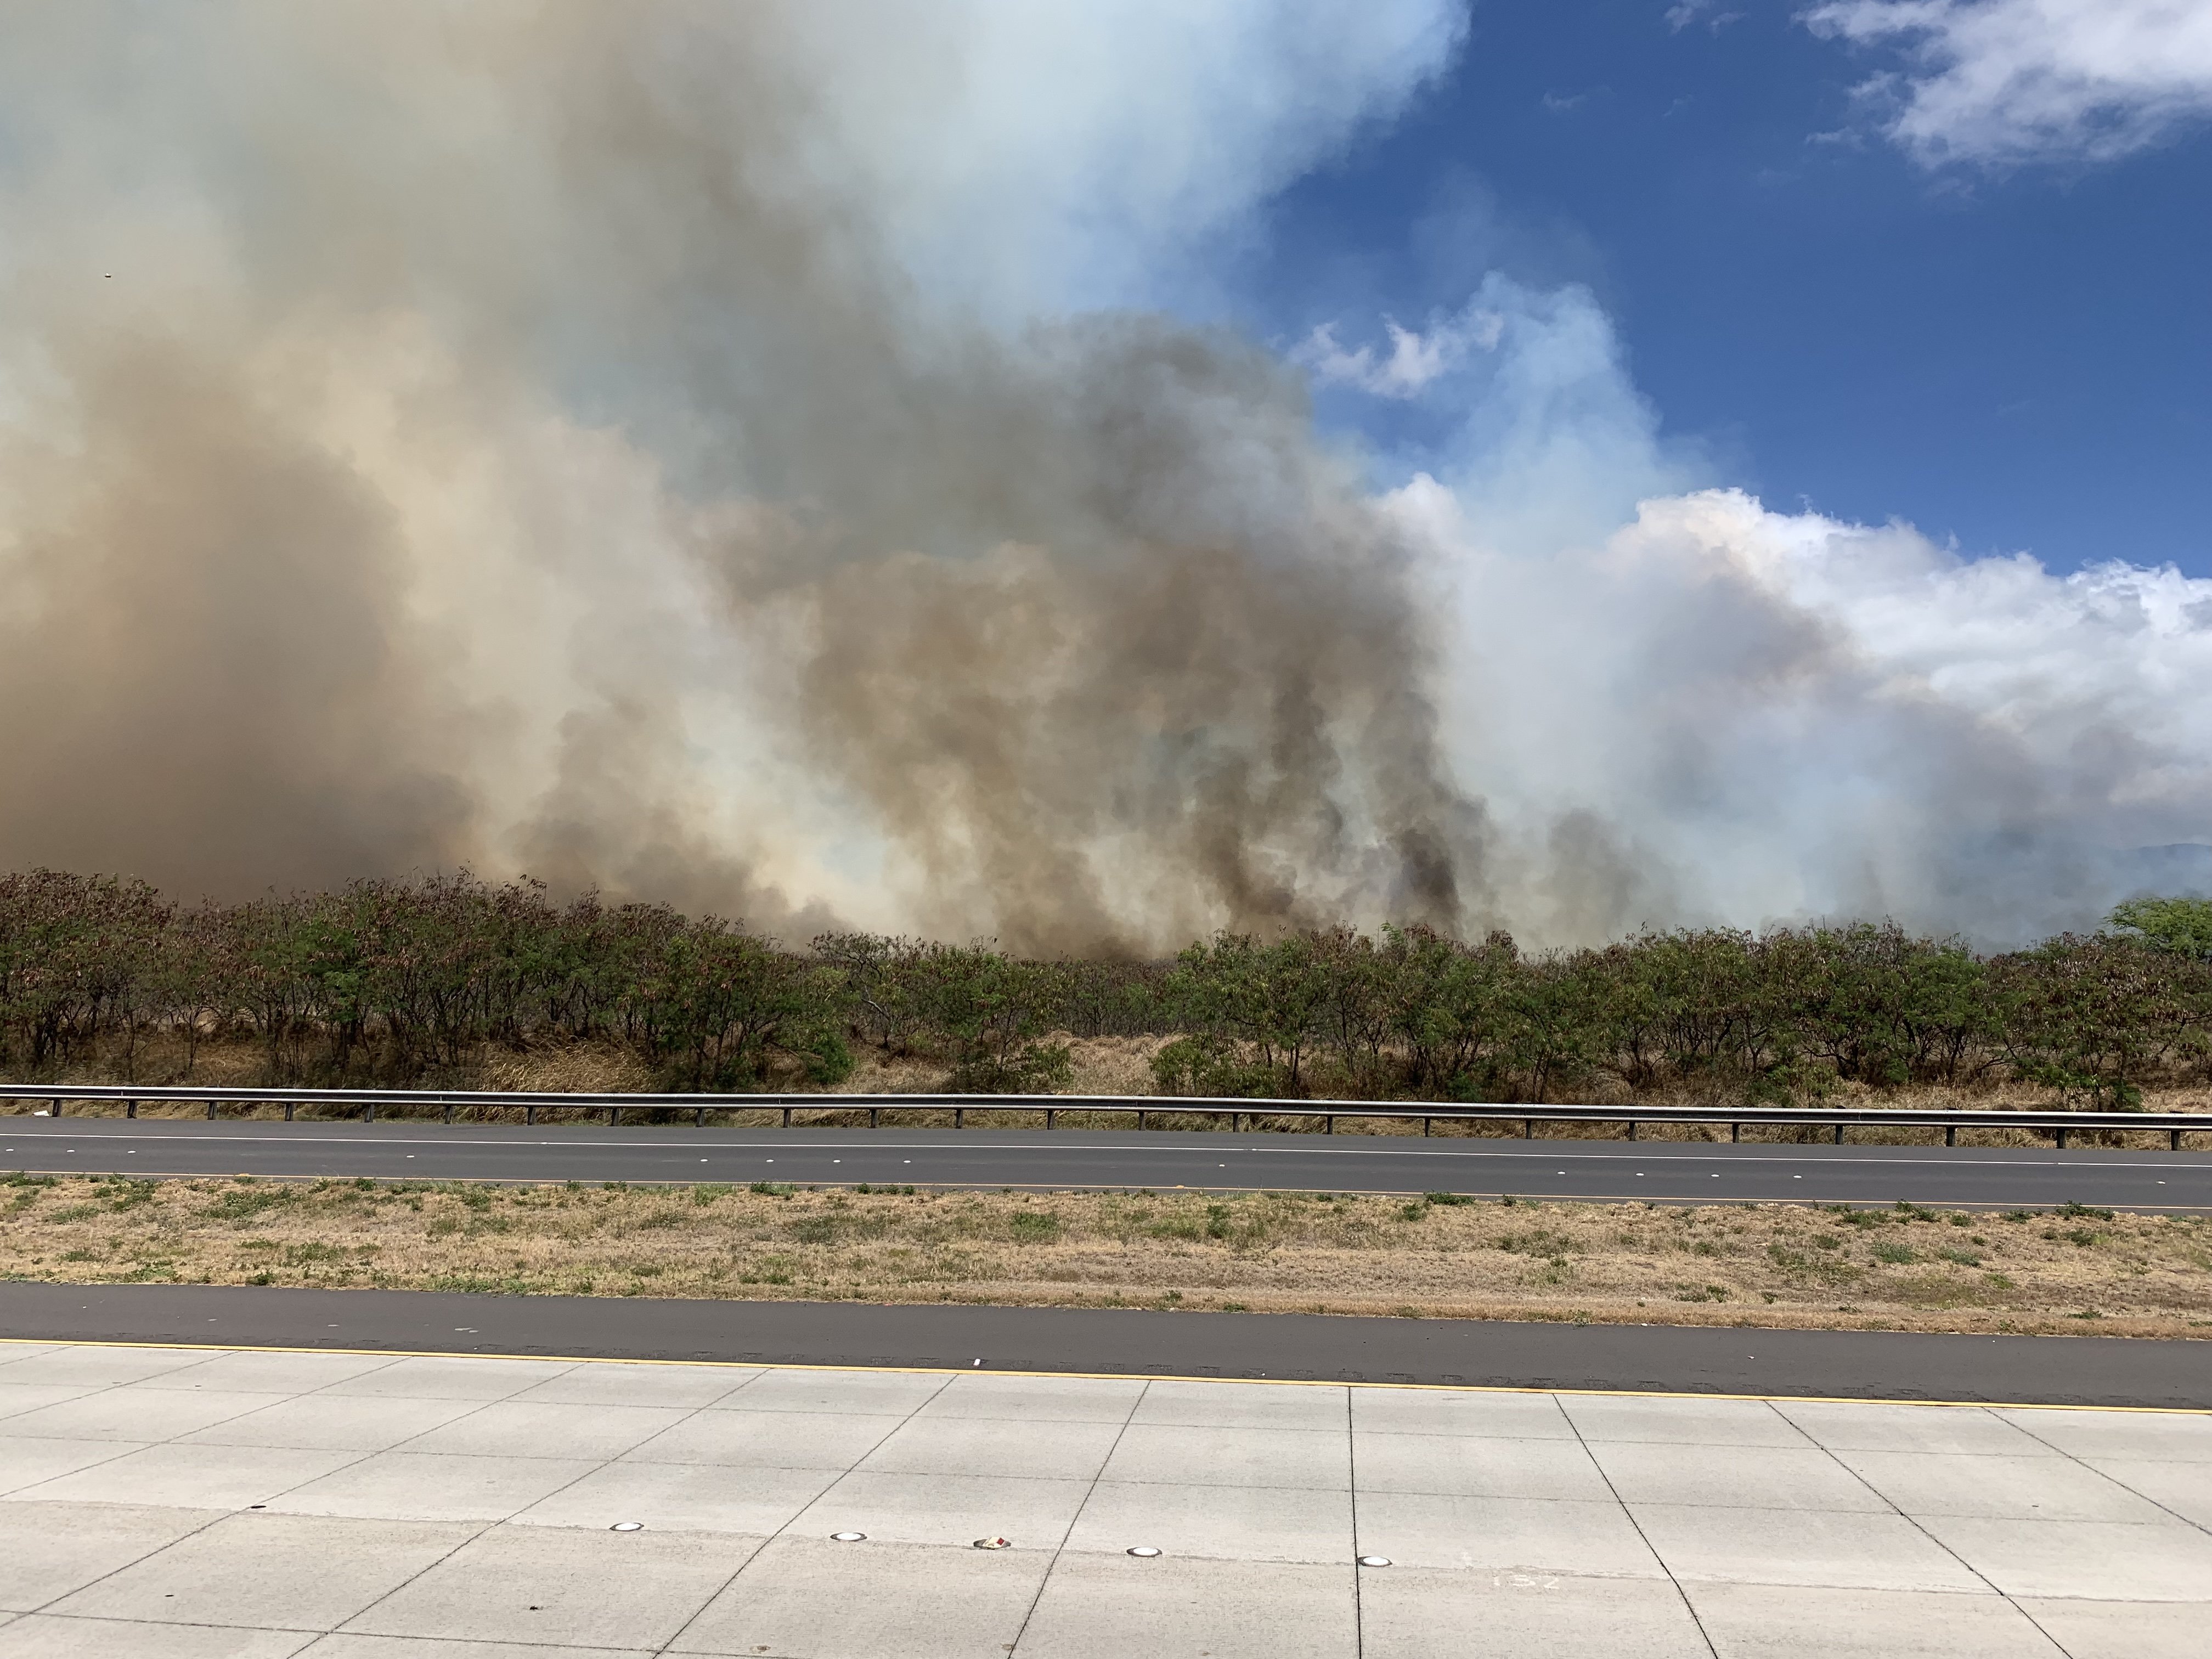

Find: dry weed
<box><xmin>5</xmin><ymin>1174</ymin><xmax>2207</xmax><ymax>1340</ymax></box>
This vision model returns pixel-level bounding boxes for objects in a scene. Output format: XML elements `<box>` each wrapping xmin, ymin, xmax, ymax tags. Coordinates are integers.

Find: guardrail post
<box><xmin>207</xmin><ymin>1099</ymin><xmax>217</xmax><ymax>1121</ymax></box>
<box><xmin>365</xmin><ymin>1099</ymin><xmax>375</xmax><ymax>1123</ymax></box>
<box><xmin>1422</xmin><ymin>1116</ymin><xmax>1431</xmax><ymax>1137</ymax></box>
<box><xmin>1730</xmin><ymin>1122</ymin><xmax>1740</xmax><ymax>1143</ymax></box>
<box><xmin>696</xmin><ymin>1105</ymin><xmax>706</xmax><ymax>1127</ymax></box>
<box><xmin>869</xmin><ymin>1107</ymin><xmax>879</xmax><ymax>1128</ymax></box>
<box><xmin>1832</xmin><ymin>1123</ymin><xmax>1843</xmax><ymax>1144</ymax></box>
<box><xmin>955</xmin><ymin>1107</ymin><xmax>964</xmax><ymax>1128</ymax></box>
<box><xmin>1325</xmin><ymin>1113</ymin><xmax>1335</xmax><ymax>1135</ymax></box>
<box><xmin>53</xmin><ymin>1098</ymin><xmax>64</xmax><ymax>1118</ymax></box>
<box><xmin>1137</xmin><ymin>1109</ymin><xmax>1147</xmax><ymax>1130</ymax></box>
<box><xmin>2174</xmin><ymin>1128</ymin><xmax>2184</xmax><ymax>1151</ymax></box>
<box><xmin>444</xmin><ymin>1101</ymin><xmax>454</xmax><ymax>1124</ymax></box>
<box><xmin>284</xmin><ymin>1102</ymin><xmax>294</xmax><ymax>1121</ymax></box>
<box><xmin>1627</xmin><ymin>1120</ymin><xmax>1637</xmax><ymax>1141</ymax></box>
<box><xmin>1945</xmin><ymin>1125</ymin><xmax>1956</xmax><ymax>1147</ymax></box>
<box><xmin>2055</xmin><ymin>1126</ymin><xmax>2068</xmax><ymax>1149</ymax></box>
<box><xmin>525</xmin><ymin>1105</ymin><xmax>535</xmax><ymax>1125</ymax></box>
<box><xmin>125</xmin><ymin>1099</ymin><xmax>136</xmax><ymax>1119</ymax></box>
<box><xmin>1046</xmin><ymin>1108</ymin><xmax>1056</xmax><ymax>1129</ymax></box>
<box><xmin>1522</xmin><ymin>1119</ymin><xmax>1533</xmax><ymax>1138</ymax></box>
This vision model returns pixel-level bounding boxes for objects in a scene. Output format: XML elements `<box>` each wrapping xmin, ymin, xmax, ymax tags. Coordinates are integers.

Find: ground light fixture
<box><xmin>973</xmin><ymin>1536</ymin><xmax>1014</xmax><ymax>1549</ymax></box>
<box><xmin>1126</xmin><ymin>1547</ymin><xmax>1162</xmax><ymax>1558</ymax></box>
<box><xmin>610</xmin><ymin>1522</ymin><xmax>644</xmax><ymax>1532</ymax></box>
<box><xmin>1358</xmin><ymin>1556</ymin><xmax>1392</xmax><ymax>1568</ymax></box>
<box><xmin>830</xmin><ymin>1531</ymin><xmax>866</xmax><ymax>1542</ymax></box>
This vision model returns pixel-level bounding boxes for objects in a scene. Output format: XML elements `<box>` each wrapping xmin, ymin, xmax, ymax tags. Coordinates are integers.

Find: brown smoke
<box><xmin>0</xmin><ymin>4</ymin><xmax>1487</xmax><ymax>950</ymax></box>
<box><xmin>0</xmin><ymin>322</ymin><xmax>478</xmax><ymax>896</ymax></box>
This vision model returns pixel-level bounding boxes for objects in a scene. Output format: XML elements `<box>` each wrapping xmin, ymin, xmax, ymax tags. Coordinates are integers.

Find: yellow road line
<box><xmin>0</xmin><ymin>1335</ymin><xmax>2203</xmax><ymax>1414</ymax></box>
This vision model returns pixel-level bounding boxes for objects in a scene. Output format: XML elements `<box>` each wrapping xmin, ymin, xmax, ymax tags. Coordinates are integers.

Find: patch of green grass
<box><xmin>1007</xmin><ymin>1211</ymin><xmax>1061</xmax><ymax>1243</ymax></box>
<box><xmin>199</xmin><ymin>1186</ymin><xmax>299</xmax><ymax>1223</ymax></box>
<box><xmin>1872</xmin><ymin>1242</ymin><xmax>1918</xmax><ymax>1265</ymax></box>
<box><xmin>750</xmin><ymin>1181</ymin><xmax>795</xmax><ymax>1198</ymax></box>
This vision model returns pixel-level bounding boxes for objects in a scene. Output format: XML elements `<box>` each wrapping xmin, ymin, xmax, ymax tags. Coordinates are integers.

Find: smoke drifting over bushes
<box><xmin>0</xmin><ymin>2</ymin><xmax>2205</xmax><ymax>951</ymax></box>
<box><xmin>0</xmin><ymin>2</ymin><xmax>1476</xmax><ymax>952</ymax></box>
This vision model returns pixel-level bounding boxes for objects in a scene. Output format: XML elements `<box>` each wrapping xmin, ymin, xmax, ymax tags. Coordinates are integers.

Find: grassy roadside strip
<box><xmin>5</xmin><ymin>1172</ymin><xmax>2210</xmax><ymax>1340</ymax></box>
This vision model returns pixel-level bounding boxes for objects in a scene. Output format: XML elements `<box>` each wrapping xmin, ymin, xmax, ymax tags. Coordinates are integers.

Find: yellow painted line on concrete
<box><xmin>0</xmin><ymin>1335</ymin><xmax>2204</xmax><ymax>1414</ymax></box>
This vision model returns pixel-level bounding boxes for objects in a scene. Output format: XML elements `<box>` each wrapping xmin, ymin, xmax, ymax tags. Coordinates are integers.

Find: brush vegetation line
<box><xmin>5</xmin><ymin>871</ymin><xmax>2212</xmax><ymax>1115</ymax></box>
<box><xmin>4</xmin><ymin>1172</ymin><xmax>2208</xmax><ymax>1340</ymax></box>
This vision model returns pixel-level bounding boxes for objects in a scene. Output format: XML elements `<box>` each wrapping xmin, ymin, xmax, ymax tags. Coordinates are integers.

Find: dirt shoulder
<box><xmin>5</xmin><ymin>1173</ymin><xmax>2208</xmax><ymax>1340</ymax></box>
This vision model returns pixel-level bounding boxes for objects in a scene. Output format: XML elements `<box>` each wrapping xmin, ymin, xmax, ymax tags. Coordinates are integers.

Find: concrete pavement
<box><xmin>1</xmin><ymin>1339</ymin><xmax>2206</xmax><ymax>1656</ymax></box>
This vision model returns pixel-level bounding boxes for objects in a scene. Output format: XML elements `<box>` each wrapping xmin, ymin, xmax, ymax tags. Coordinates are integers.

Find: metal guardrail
<box><xmin>1</xmin><ymin>1082</ymin><xmax>2207</xmax><ymax>1150</ymax></box>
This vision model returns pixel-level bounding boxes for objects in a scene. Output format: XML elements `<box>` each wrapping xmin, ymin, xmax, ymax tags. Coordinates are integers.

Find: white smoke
<box><xmin>1343</xmin><ymin>273</ymin><xmax>2212</xmax><ymax>944</ymax></box>
<box><xmin>0</xmin><ymin>1</ymin><xmax>2203</xmax><ymax>953</ymax></box>
<box><xmin>1807</xmin><ymin>0</ymin><xmax>2212</xmax><ymax>166</ymax></box>
<box><xmin>1293</xmin><ymin>304</ymin><xmax>1506</xmax><ymax>398</ymax></box>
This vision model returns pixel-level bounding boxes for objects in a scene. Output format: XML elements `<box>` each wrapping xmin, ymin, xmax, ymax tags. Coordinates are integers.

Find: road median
<box><xmin>6</xmin><ymin>1172</ymin><xmax>2209</xmax><ymax>1340</ymax></box>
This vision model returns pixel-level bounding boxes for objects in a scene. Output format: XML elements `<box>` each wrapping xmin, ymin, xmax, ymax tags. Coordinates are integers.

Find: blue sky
<box><xmin>1235</xmin><ymin>1</ymin><xmax>2212</xmax><ymax>578</ymax></box>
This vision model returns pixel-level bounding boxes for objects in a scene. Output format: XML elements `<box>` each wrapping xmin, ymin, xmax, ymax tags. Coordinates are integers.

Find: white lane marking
<box><xmin>4</xmin><ymin>1126</ymin><xmax>2205</xmax><ymax>1176</ymax></box>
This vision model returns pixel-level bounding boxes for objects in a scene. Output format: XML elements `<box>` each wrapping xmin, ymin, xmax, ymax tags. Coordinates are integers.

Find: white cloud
<box><xmin>1385</xmin><ymin>271</ymin><xmax>2212</xmax><ymax>944</ymax></box>
<box><xmin>1667</xmin><ymin>2</ymin><xmax>1745</xmax><ymax>33</ymax></box>
<box><xmin>1806</xmin><ymin>0</ymin><xmax>2212</xmax><ymax>165</ymax></box>
<box><xmin>1294</xmin><ymin>303</ymin><xmax>1506</xmax><ymax>398</ymax></box>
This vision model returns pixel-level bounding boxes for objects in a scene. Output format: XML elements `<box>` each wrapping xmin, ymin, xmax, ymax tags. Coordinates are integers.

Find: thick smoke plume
<box><xmin>1</xmin><ymin>2</ymin><xmax>2205</xmax><ymax>953</ymax></box>
<box><xmin>0</xmin><ymin>1</ymin><xmax>1477</xmax><ymax>953</ymax></box>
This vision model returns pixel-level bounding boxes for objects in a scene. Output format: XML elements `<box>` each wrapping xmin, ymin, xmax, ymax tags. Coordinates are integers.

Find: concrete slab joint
<box><xmin>0</xmin><ymin>1337</ymin><xmax>2204</xmax><ymax>1657</ymax></box>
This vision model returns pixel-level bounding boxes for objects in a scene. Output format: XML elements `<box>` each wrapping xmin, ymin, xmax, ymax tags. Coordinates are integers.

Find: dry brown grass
<box><xmin>7</xmin><ymin>1173</ymin><xmax>2208</xmax><ymax>1340</ymax></box>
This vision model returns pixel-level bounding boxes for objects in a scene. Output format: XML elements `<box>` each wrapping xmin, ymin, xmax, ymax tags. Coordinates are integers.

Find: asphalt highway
<box><xmin>2</xmin><ymin>1282</ymin><xmax>2205</xmax><ymax>1405</ymax></box>
<box><xmin>3</xmin><ymin>1116</ymin><xmax>2209</xmax><ymax>1211</ymax></box>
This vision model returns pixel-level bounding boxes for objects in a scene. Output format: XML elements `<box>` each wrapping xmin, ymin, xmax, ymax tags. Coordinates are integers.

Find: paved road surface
<box><xmin>3</xmin><ymin>1282</ymin><xmax>2207</xmax><ymax>1405</ymax></box>
<box><xmin>6</xmin><ymin>1337</ymin><xmax>2203</xmax><ymax>1656</ymax></box>
<box><xmin>3</xmin><ymin>1116</ymin><xmax>2209</xmax><ymax>1212</ymax></box>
